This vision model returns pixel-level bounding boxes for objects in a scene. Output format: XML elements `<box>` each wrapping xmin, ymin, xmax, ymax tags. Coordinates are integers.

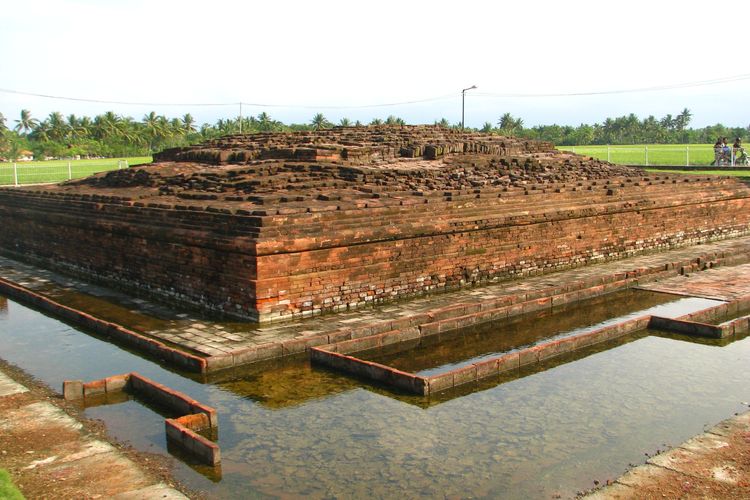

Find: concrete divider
<box><xmin>649</xmin><ymin>316</ymin><xmax>724</xmax><ymax>338</ymax></box>
<box><xmin>310</xmin><ymin>348</ymin><xmax>428</xmax><ymax>395</ymax></box>
<box><xmin>62</xmin><ymin>372</ymin><xmax>219</xmax><ymax>465</ymax></box>
<box><xmin>0</xmin><ymin>277</ymin><xmax>207</xmax><ymax>373</ymax></box>
<box><xmin>312</xmin><ymin>314</ymin><xmax>654</xmax><ymax>396</ymax></box>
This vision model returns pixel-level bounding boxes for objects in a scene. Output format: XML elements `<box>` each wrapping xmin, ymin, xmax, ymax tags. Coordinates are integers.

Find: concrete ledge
<box><xmin>650</xmin><ymin>293</ymin><xmax>750</xmax><ymax>339</ymax></box>
<box><xmin>63</xmin><ymin>372</ymin><xmax>219</xmax><ymax>465</ymax></box>
<box><xmin>310</xmin><ymin>348</ymin><xmax>429</xmax><ymax>395</ymax></box>
<box><xmin>165</xmin><ymin>417</ymin><xmax>220</xmax><ymax>466</ymax></box>
<box><xmin>649</xmin><ymin>316</ymin><xmax>724</xmax><ymax>338</ymax></box>
<box><xmin>0</xmin><ymin>276</ymin><xmax>207</xmax><ymax>373</ymax></box>
<box><xmin>312</xmin><ymin>313</ymin><xmax>653</xmax><ymax>396</ymax></box>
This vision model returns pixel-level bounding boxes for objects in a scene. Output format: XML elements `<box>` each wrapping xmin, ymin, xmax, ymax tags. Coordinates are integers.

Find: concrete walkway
<box><xmin>4</xmin><ymin>236</ymin><xmax>750</xmax><ymax>360</ymax></box>
<box><xmin>0</xmin><ymin>367</ymin><xmax>188</xmax><ymax>499</ymax></box>
<box><xmin>586</xmin><ymin>410</ymin><xmax>750</xmax><ymax>499</ymax></box>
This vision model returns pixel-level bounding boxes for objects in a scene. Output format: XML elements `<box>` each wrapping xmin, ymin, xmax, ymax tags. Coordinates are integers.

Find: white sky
<box><xmin>2</xmin><ymin>0</ymin><xmax>749</xmax><ymax>129</ymax></box>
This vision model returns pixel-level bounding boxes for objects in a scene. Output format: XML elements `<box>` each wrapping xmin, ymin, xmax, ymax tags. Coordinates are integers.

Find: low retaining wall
<box><xmin>313</xmin><ymin>294</ymin><xmax>750</xmax><ymax>396</ymax></box>
<box><xmin>63</xmin><ymin>372</ymin><xmax>220</xmax><ymax>465</ymax></box>
<box><xmin>0</xmin><ymin>276</ymin><xmax>207</xmax><ymax>373</ymax></box>
<box><xmin>2</xmin><ymin>240</ymin><xmax>749</xmax><ymax>374</ymax></box>
<box><xmin>649</xmin><ymin>294</ymin><xmax>750</xmax><ymax>339</ymax></box>
<box><xmin>312</xmin><ymin>316</ymin><xmax>652</xmax><ymax>396</ymax></box>
<box><xmin>207</xmin><ymin>248</ymin><xmax>748</xmax><ymax>372</ymax></box>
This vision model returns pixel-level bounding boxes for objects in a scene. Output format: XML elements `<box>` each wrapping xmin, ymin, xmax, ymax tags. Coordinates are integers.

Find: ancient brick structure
<box><xmin>1</xmin><ymin>126</ymin><xmax>750</xmax><ymax>323</ymax></box>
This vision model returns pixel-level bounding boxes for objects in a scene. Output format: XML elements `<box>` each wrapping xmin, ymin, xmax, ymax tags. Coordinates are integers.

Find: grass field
<box><xmin>557</xmin><ymin>144</ymin><xmax>718</xmax><ymax>166</ymax></box>
<box><xmin>646</xmin><ymin>168</ymin><xmax>750</xmax><ymax>176</ymax></box>
<box><xmin>0</xmin><ymin>469</ymin><xmax>24</xmax><ymax>500</ymax></box>
<box><xmin>0</xmin><ymin>157</ymin><xmax>151</xmax><ymax>186</ymax></box>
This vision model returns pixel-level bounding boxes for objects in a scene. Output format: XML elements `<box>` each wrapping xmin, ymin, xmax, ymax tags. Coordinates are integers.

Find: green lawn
<box><xmin>558</xmin><ymin>144</ymin><xmax>717</xmax><ymax>166</ymax></box>
<box><xmin>646</xmin><ymin>168</ymin><xmax>750</xmax><ymax>176</ymax></box>
<box><xmin>0</xmin><ymin>157</ymin><xmax>151</xmax><ymax>186</ymax></box>
<box><xmin>0</xmin><ymin>469</ymin><xmax>24</xmax><ymax>500</ymax></box>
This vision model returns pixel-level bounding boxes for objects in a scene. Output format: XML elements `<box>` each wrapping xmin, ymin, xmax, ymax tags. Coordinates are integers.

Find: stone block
<box><xmin>63</xmin><ymin>380</ymin><xmax>84</xmax><ymax>400</ymax></box>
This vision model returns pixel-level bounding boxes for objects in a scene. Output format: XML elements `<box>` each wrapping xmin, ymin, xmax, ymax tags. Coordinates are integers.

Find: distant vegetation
<box><xmin>0</xmin><ymin>107</ymin><xmax>747</xmax><ymax>161</ymax></box>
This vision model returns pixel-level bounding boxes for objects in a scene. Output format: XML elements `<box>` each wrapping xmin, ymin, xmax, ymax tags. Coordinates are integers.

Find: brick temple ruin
<box><xmin>1</xmin><ymin>126</ymin><xmax>750</xmax><ymax>323</ymax></box>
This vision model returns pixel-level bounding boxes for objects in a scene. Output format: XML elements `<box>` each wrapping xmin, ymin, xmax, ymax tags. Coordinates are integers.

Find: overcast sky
<box><xmin>2</xmin><ymin>0</ymin><xmax>749</xmax><ymax>129</ymax></box>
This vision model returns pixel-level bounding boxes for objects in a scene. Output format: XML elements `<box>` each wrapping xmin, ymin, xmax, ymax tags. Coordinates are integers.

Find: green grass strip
<box><xmin>0</xmin><ymin>469</ymin><xmax>25</xmax><ymax>500</ymax></box>
<box><xmin>0</xmin><ymin>157</ymin><xmax>151</xmax><ymax>186</ymax></box>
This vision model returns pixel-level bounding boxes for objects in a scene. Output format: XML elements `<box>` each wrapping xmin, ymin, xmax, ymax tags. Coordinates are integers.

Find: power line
<box><xmin>1</xmin><ymin>73</ymin><xmax>748</xmax><ymax>109</ymax></box>
<box><xmin>473</xmin><ymin>73</ymin><xmax>750</xmax><ymax>98</ymax></box>
<box><xmin>0</xmin><ymin>87</ymin><xmax>456</xmax><ymax>109</ymax></box>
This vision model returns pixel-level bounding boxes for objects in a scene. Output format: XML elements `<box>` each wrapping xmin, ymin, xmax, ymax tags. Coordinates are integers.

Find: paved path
<box><xmin>639</xmin><ymin>262</ymin><xmax>750</xmax><ymax>301</ymax></box>
<box><xmin>3</xmin><ymin>236</ymin><xmax>750</xmax><ymax>359</ymax></box>
<box><xmin>587</xmin><ymin>410</ymin><xmax>750</xmax><ymax>499</ymax></box>
<box><xmin>0</xmin><ymin>367</ymin><xmax>188</xmax><ymax>499</ymax></box>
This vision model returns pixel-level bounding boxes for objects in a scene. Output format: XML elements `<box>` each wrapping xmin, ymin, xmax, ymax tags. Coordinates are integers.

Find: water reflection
<box><xmin>2</xmin><ymin>296</ymin><xmax>750</xmax><ymax>499</ymax></box>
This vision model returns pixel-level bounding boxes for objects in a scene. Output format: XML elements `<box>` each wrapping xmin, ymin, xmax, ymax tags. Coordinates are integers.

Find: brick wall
<box><xmin>1</xmin><ymin>175</ymin><xmax>750</xmax><ymax>323</ymax></box>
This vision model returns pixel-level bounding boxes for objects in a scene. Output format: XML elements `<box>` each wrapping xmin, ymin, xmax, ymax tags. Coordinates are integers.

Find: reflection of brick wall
<box><xmin>0</xmin><ymin>296</ymin><xmax>7</xmax><ymax>315</ymax></box>
<box><xmin>2</xmin><ymin>176</ymin><xmax>750</xmax><ymax>323</ymax></box>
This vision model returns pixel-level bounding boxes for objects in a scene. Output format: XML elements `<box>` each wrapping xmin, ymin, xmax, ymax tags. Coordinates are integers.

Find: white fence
<box><xmin>561</xmin><ymin>145</ymin><xmax>748</xmax><ymax>167</ymax></box>
<box><xmin>0</xmin><ymin>159</ymin><xmax>129</xmax><ymax>186</ymax></box>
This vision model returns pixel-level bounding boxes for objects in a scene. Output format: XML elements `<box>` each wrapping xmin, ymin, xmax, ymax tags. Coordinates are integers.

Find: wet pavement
<box><xmin>3</xmin><ymin>235</ymin><xmax>750</xmax><ymax>362</ymax></box>
<box><xmin>0</xmin><ymin>366</ymin><xmax>187</xmax><ymax>499</ymax></box>
<box><xmin>638</xmin><ymin>262</ymin><xmax>750</xmax><ymax>301</ymax></box>
<box><xmin>587</xmin><ymin>409</ymin><xmax>750</xmax><ymax>499</ymax></box>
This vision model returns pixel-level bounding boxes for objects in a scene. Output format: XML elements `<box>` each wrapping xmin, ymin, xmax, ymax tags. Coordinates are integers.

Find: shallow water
<box><xmin>1</xmin><ymin>295</ymin><xmax>749</xmax><ymax>499</ymax></box>
<box><xmin>356</xmin><ymin>291</ymin><xmax>722</xmax><ymax>376</ymax></box>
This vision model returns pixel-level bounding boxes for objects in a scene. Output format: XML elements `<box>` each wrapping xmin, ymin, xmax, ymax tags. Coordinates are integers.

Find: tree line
<box><xmin>0</xmin><ymin>108</ymin><xmax>747</xmax><ymax>161</ymax></box>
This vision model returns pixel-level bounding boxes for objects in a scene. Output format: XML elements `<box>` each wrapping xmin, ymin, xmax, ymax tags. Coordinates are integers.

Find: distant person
<box><xmin>734</xmin><ymin>138</ymin><xmax>748</xmax><ymax>166</ymax></box>
<box><xmin>713</xmin><ymin>138</ymin><xmax>724</xmax><ymax>166</ymax></box>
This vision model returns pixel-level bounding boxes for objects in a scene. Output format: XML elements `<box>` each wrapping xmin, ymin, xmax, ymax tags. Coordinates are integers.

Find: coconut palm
<box><xmin>481</xmin><ymin>122</ymin><xmax>493</xmax><ymax>133</ymax></box>
<box><xmin>182</xmin><ymin>113</ymin><xmax>196</xmax><ymax>134</ymax></box>
<box><xmin>47</xmin><ymin>112</ymin><xmax>68</xmax><ymax>142</ymax></box>
<box><xmin>311</xmin><ymin>113</ymin><xmax>331</xmax><ymax>130</ymax></box>
<box><xmin>257</xmin><ymin>112</ymin><xmax>274</xmax><ymax>132</ymax></box>
<box><xmin>385</xmin><ymin>115</ymin><xmax>406</xmax><ymax>126</ymax></box>
<box><xmin>14</xmin><ymin>109</ymin><xmax>38</xmax><ymax>135</ymax></box>
<box><xmin>339</xmin><ymin>118</ymin><xmax>352</xmax><ymax>127</ymax></box>
<box><xmin>142</xmin><ymin>111</ymin><xmax>167</xmax><ymax>151</ymax></box>
<box><xmin>370</xmin><ymin>118</ymin><xmax>383</xmax><ymax>126</ymax></box>
<box><xmin>435</xmin><ymin>118</ymin><xmax>450</xmax><ymax>128</ymax></box>
<box><xmin>0</xmin><ymin>112</ymin><xmax>7</xmax><ymax>133</ymax></box>
<box><xmin>675</xmin><ymin>108</ymin><xmax>692</xmax><ymax>131</ymax></box>
<box><xmin>497</xmin><ymin>113</ymin><xmax>523</xmax><ymax>136</ymax></box>
<box><xmin>30</xmin><ymin>120</ymin><xmax>50</xmax><ymax>142</ymax></box>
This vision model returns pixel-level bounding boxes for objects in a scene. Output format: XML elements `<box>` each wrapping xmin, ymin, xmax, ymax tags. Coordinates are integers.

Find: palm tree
<box><xmin>311</xmin><ymin>113</ymin><xmax>331</xmax><ymax>130</ymax></box>
<box><xmin>30</xmin><ymin>120</ymin><xmax>50</xmax><ymax>142</ymax></box>
<box><xmin>497</xmin><ymin>113</ymin><xmax>524</xmax><ymax>136</ymax></box>
<box><xmin>257</xmin><ymin>112</ymin><xmax>274</xmax><ymax>132</ymax></box>
<box><xmin>435</xmin><ymin>118</ymin><xmax>450</xmax><ymax>128</ymax></box>
<box><xmin>339</xmin><ymin>118</ymin><xmax>352</xmax><ymax>127</ymax></box>
<box><xmin>0</xmin><ymin>112</ymin><xmax>7</xmax><ymax>133</ymax></box>
<box><xmin>66</xmin><ymin>114</ymin><xmax>86</xmax><ymax>141</ymax></box>
<box><xmin>182</xmin><ymin>113</ymin><xmax>196</xmax><ymax>134</ymax></box>
<box><xmin>675</xmin><ymin>108</ymin><xmax>692</xmax><ymax>131</ymax></box>
<box><xmin>370</xmin><ymin>118</ymin><xmax>383</xmax><ymax>126</ymax></box>
<box><xmin>14</xmin><ymin>109</ymin><xmax>38</xmax><ymax>135</ymax></box>
<box><xmin>47</xmin><ymin>112</ymin><xmax>68</xmax><ymax>142</ymax></box>
<box><xmin>385</xmin><ymin>115</ymin><xmax>401</xmax><ymax>125</ymax></box>
<box><xmin>481</xmin><ymin>122</ymin><xmax>493</xmax><ymax>133</ymax></box>
<box><xmin>142</xmin><ymin>111</ymin><xmax>166</xmax><ymax>151</ymax></box>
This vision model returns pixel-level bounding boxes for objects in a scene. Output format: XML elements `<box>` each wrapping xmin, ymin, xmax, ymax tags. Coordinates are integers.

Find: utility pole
<box><xmin>461</xmin><ymin>85</ymin><xmax>477</xmax><ymax>131</ymax></box>
<box><xmin>239</xmin><ymin>102</ymin><xmax>243</xmax><ymax>134</ymax></box>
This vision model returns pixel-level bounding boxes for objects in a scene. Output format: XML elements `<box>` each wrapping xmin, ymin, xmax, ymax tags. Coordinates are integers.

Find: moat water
<box><xmin>1</xmin><ymin>293</ymin><xmax>750</xmax><ymax>499</ymax></box>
